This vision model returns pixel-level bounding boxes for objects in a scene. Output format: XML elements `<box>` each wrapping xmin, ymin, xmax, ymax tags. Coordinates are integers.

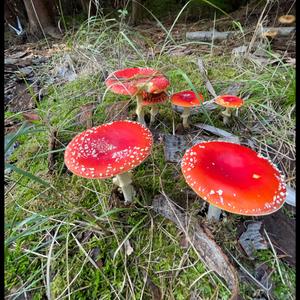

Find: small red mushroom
<box><xmin>181</xmin><ymin>141</ymin><xmax>286</xmax><ymax>220</ymax></box>
<box><xmin>64</xmin><ymin>120</ymin><xmax>153</xmax><ymax>204</ymax></box>
<box><xmin>171</xmin><ymin>90</ymin><xmax>204</xmax><ymax>128</ymax></box>
<box><xmin>105</xmin><ymin>68</ymin><xmax>170</xmax><ymax>125</ymax></box>
<box><xmin>141</xmin><ymin>91</ymin><xmax>168</xmax><ymax>124</ymax></box>
<box><xmin>214</xmin><ymin>95</ymin><xmax>244</xmax><ymax>125</ymax></box>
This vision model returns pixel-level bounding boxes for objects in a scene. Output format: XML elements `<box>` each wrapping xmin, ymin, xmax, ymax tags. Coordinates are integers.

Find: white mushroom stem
<box><xmin>207</xmin><ymin>204</ymin><xmax>222</xmax><ymax>221</ymax></box>
<box><xmin>136</xmin><ymin>94</ymin><xmax>146</xmax><ymax>126</ymax></box>
<box><xmin>113</xmin><ymin>172</ymin><xmax>136</xmax><ymax>204</ymax></box>
<box><xmin>181</xmin><ymin>107</ymin><xmax>191</xmax><ymax>128</ymax></box>
<box><xmin>150</xmin><ymin>105</ymin><xmax>159</xmax><ymax>124</ymax></box>
<box><xmin>221</xmin><ymin>107</ymin><xmax>231</xmax><ymax>125</ymax></box>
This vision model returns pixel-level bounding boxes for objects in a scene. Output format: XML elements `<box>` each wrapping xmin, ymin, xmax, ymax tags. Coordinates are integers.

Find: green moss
<box><xmin>5</xmin><ymin>16</ymin><xmax>295</xmax><ymax>300</ymax></box>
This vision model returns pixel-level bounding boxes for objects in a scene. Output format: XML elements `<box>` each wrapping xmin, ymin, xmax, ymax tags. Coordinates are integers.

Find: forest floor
<box><xmin>5</xmin><ymin>2</ymin><xmax>295</xmax><ymax>300</ymax></box>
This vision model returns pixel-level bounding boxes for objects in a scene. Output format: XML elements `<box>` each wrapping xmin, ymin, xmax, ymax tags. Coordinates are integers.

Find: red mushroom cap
<box><xmin>214</xmin><ymin>95</ymin><xmax>244</xmax><ymax>108</ymax></box>
<box><xmin>181</xmin><ymin>141</ymin><xmax>286</xmax><ymax>216</ymax></box>
<box><xmin>141</xmin><ymin>91</ymin><xmax>168</xmax><ymax>106</ymax></box>
<box><xmin>105</xmin><ymin>68</ymin><xmax>170</xmax><ymax>96</ymax></box>
<box><xmin>171</xmin><ymin>90</ymin><xmax>204</xmax><ymax>107</ymax></box>
<box><xmin>64</xmin><ymin>120</ymin><xmax>153</xmax><ymax>179</ymax></box>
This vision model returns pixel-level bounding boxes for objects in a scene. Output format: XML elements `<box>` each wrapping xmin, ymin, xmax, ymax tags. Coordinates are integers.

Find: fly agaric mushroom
<box><xmin>171</xmin><ymin>90</ymin><xmax>204</xmax><ymax>128</ymax></box>
<box><xmin>105</xmin><ymin>68</ymin><xmax>170</xmax><ymax>126</ymax></box>
<box><xmin>214</xmin><ymin>94</ymin><xmax>244</xmax><ymax>125</ymax></box>
<box><xmin>181</xmin><ymin>141</ymin><xmax>286</xmax><ymax>221</ymax></box>
<box><xmin>141</xmin><ymin>91</ymin><xmax>168</xmax><ymax>124</ymax></box>
<box><xmin>278</xmin><ymin>15</ymin><xmax>296</xmax><ymax>24</ymax></box>
<box><xmin>64</xmin><ymin>120</ymin><xmax>153</xmax><ymax>204</ymax></box>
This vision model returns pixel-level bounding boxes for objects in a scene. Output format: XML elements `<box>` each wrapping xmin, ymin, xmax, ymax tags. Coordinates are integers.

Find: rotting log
<box><xmin>260</xmin><ymin>27</ymin><xmax>295</xmax><ymax>37</ymax></box>
<box><xmin>22</xmin><ymin>0</ymin><xmax>61</xmax><ymax>38</ymax></box>
<box><xmin>186</xmin><ymin>27</ymin><xmax>295</xmax><ymax>41</ymax></box>
<box><xmin>186</xmin><ymin>30</ymin><xmax>236</xmax><ymax>41</ymax></box>
<box><xmin>152</xmin><ymin>194</ymin><xmax>239</xmax><ymax>299</ymax></box>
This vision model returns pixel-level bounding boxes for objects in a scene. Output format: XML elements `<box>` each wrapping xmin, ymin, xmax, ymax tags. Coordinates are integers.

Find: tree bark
<box><xmin>80</xmin><ymin>0</ymin><xmax>98</xmax><ymax>16</ymax></box>
<box><xmin>5</xmin><ymin>0</ymin><xmax>27</xmax><ymax>27</ymax></box>
<box><xmin>22</xmin><ymin>0</ymin><xmax>60</xmax><ymax>38</ymax></box>
<box><xmin>130</xmin><ymin>0</ymin><xmax>143</xmax><ymax>26</ymax></box>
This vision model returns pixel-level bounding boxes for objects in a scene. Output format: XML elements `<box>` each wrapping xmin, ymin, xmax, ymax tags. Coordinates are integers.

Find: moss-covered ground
<box><xmin>5</xmin><ymin>14</ymin><xmax>295</xmax><ymax>300</ymax></box>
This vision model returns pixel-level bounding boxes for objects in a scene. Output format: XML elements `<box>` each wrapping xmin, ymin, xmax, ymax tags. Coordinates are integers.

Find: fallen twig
<box><xmin>186</xmin><ymin>27</ymin><xmax>295</xmax><ymax>42</ymax></box>
<box><xmin>196</xmin><ymin>58</ymin><xmax>217</xmax><ymax>98</ymax></box>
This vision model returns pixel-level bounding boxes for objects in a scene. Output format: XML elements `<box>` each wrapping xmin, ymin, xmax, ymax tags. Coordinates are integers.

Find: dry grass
<box><xmin>5</xmin><ymin>3</ymin><xmax>295</xmax><ymax>299</ymax></box>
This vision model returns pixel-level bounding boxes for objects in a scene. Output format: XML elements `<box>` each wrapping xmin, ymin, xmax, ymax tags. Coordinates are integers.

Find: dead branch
<box><xmin>196</xmin><ymin>57</ymin><xmax>217</xmax><ymax>98</ymax></box>
<box><xmin>186</xmin><ymin>27</ymin><xmax>295</xmax><ymax>42</ymax></box>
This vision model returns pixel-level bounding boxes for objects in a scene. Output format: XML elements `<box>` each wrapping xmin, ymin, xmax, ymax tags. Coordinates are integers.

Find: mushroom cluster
<box><xmin>181</xmin><ymin>141</ymin><xmax>286</xmax><ymax>220</ymax></box>
<box><xmin>64</xmin><ymin>120</ymin><xmax>153</xmax><ymax>204</ymax></box>
<box><xmin>63</xmin><ymin>64</ymin><xmax>288</xmax><ymax>222</ymax></box>
<box><xmin>105</xmin><ymin>67</ymin><xmax>170</xmax><ymax>126</ymax></box>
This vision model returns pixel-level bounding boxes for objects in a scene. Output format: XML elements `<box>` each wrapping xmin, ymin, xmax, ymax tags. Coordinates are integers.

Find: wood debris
<box><xmin>186</xmin><ymin>30</ymin><xmax>236</xmax><ymax>42</ymax></box>
<box><xmin>162</xmin><ymin>134</ymin><xmax>189</xmax><ymax>163</ymax></box>
<box><xmin>285</xmin><ymin>185</ymin><xmax>295</xmax><ymax>207</ymax></box>
<box><xmin>186</xmin><ymin>27</ymin><xmax>295</xmax><ymax>42</ymax></box>
<box><xmin>152</xmin><ymin>194</ymin><xmax>239</xmax><ymax>299</ymax></box>
<box><xmin>238</xmin><ymin>222</ymin><xmax>268</xmax><ymax>259</ymax></box>
<box><xmin>193</xmin><ymin>123</ymin><xmax>240</xmax><ymax>143</ymax></box>
<box><xmin>196</xmin><ymin>57</ymin><xmax>217</xmax><ymax>98</ymax></box>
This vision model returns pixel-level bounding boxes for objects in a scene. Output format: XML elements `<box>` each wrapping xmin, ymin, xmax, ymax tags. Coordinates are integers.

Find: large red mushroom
<box><xmin>64</xmin><ymin>120</ymin><xmax>153</xmax><ymax>204</ymax></box>
<box><xmin>171</xmin><ymin>90</ymin><xmax>204</xmax><ymax>128</ymax></box>
<box><xmin>181</xmin><ymin>141</ymin><xmax>286</xmax><ymax>220</ymax></box>
<box><xmin>105</xmin><ymin>67</ymin><xmax>170</xmax><ymax>126</ymax></box>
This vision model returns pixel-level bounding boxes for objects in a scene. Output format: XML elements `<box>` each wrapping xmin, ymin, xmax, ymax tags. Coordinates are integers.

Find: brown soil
<box><xmin>259</xmin><ymin>205</ymin><xmax>295</xmax><ymax>266</ymax></box>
